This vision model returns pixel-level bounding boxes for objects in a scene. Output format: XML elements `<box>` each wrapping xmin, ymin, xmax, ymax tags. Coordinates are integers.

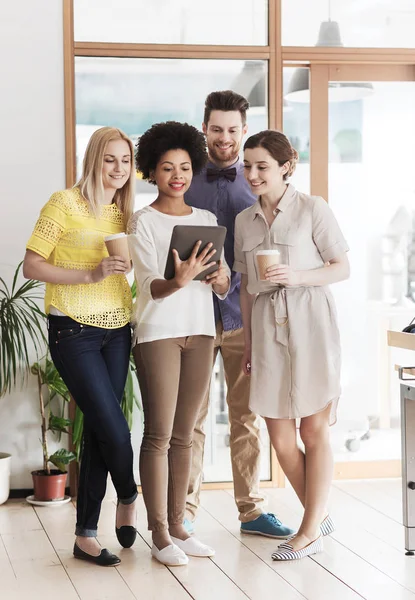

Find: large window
<box><xmin>282</xmin><ymin>0</ymin><xmax>415</xmax><ymax>48</ymax></box>
<box><xmin>283</xmin><ymin>67</ymin><xmax>310</xmax><ymax>194</ymax></box>
<box><xmin>75</xmin><ymin>57</ymin><xmax>268</xmax><ymax>210</ymax></box>
<box><xmin>74</xmin><ymin>0</ymin><xmax>268</xmax><ymax>45</ymax></box>
<box><xmin>328</xmin><ymin>79</ymin><xmax>415</xmax><ymax>464</ymax></box>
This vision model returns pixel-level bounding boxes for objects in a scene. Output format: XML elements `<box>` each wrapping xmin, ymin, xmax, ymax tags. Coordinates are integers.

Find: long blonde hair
<box><xmin>76</xmin><ymin>127</ymin><xmax>135</xmax><ymax>228</ymax></box>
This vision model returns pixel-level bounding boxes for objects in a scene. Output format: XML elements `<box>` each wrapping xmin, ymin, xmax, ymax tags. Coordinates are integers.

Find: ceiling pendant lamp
<box><xmin>285</xmin><ymin>2</ymin><xmax>374</xmax><ymax>103</ymax></box>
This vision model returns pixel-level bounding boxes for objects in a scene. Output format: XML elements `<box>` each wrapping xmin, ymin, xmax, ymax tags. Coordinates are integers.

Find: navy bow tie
<box><xmin>206</xmin><ymin>167</ymin><xmax>237</xmax><ymax>183</ymax></box>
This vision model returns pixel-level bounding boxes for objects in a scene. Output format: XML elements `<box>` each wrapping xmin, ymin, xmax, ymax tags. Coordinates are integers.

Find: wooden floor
<box><xmin>1</xmin><ymin>479</ymin><xmax>415</xmax><ymax>600</ymax></box>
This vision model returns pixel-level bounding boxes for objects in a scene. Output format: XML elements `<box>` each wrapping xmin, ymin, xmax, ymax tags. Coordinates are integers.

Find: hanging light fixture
<box><xmin>232</xmin><ymin>60</ymin><xmax>267</xmax><ymax>108</ymax></box>
<box><xmin>285</xmin><ymin>2</ymin><xmax>374</xmax><ymax>103</ymax></box>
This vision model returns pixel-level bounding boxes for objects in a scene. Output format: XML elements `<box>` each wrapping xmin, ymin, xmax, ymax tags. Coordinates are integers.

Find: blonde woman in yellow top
<box><xmin>24</xmin><ymin>127</ymin><xmax>138</xmax><ymax>567</ymax></box>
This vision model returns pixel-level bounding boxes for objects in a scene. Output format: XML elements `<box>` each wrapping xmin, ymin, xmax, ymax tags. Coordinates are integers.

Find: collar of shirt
<box><xmin>253</xmin><ymin>183</ymin><xmax>296</xmax><ymax>220</ymax></box>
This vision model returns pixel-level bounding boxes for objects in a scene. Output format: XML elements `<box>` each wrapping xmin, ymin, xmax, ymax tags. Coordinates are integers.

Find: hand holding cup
<box><xmin>104</xmin><ymin>233</ymin><xmax>131</xmax><ymax>263</ymax></box>
<box><xmin>256</xmin><ymin>249</ymin><xmax>281</xmax><ymax>281</ymax></box>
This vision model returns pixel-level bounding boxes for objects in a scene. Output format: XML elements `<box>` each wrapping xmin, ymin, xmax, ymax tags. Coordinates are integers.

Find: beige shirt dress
<box><xmin>233</xmin><ymin>184</ymin><xmax>349</xmax><ymax>424</ymax></box>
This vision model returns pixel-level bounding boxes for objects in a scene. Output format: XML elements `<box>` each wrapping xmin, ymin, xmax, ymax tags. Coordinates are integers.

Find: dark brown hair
<box><xmin>203</xmin><ymin>90</ymin><xmax>249</xmax><ymax>126</ymax></box>
<box><xmin>244</xmin><ymin>130</ymin><xmax>299</xmax><ymax>180</ymax></box>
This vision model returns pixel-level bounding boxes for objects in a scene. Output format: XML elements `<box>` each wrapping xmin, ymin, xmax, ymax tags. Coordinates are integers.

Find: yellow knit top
<box><xmin>26</xmin><ymin>187</ymin><xmax>132</xmax><ymax>329</ymax></box>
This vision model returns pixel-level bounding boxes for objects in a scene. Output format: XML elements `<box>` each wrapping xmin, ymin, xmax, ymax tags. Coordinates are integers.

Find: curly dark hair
<box><xmin>136</xmin><ymin>121</ymin><xmax>207</xmax><ymax>185</ymax></box>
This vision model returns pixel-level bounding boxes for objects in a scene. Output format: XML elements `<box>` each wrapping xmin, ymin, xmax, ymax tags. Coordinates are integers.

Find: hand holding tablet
<box><xmin>172</xmin><ymin>240</ymin><xmax>217</xmax><ymax>287</ymax></box>
<box><xmin>164</xmin><ymin>225</ymin><xmax>227</xmax><ymax>282</ymax></box>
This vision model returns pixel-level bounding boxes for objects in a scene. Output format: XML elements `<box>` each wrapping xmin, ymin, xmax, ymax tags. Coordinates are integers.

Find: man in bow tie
<box><xmin>184</xmin><ymin>90</ymin><xmax>294</xmax><ymax>540</ymax></box>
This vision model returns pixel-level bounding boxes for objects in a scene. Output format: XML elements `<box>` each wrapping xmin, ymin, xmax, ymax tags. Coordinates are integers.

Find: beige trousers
<box><xmin>186</xmin><ymin>323</ymin><xmax>265</xmax><ymax>523</ymax></box>
<box><xmin>133</xmin><ymin>335</ymin><xmax>214</xmax><ymax>532</ymax></box>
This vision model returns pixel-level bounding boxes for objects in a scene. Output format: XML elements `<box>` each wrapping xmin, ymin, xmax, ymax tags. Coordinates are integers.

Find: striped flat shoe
<box><xmin>271</xmin><ymin>536</ymin><xmax>323</xmax><ymax>561</ymax></box>
<box><xmin>286</xmin><ymin>515</ymin><xmax>336</xmax><ymax>542</ymax></box>
<box><xmin>320</xmin><ymin>515</ymin><xmax>335</xmax><ymax>536</ymax></box>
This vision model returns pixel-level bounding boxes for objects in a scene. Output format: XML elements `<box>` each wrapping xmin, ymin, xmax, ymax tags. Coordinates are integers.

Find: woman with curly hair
<box><xmin>128</xmin><ymin>121</ymin><xmax>230</xmax><ymax>566</ymax></box>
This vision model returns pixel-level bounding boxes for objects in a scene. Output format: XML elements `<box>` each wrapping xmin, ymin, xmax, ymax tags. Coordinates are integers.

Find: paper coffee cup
<box><xmin>104</xmin><ymin>233</ymin><xmax>130</xmax><ymax>262</ymax></box>
<box><xmin>256</xmin><ymin>249</ymin><xmax>281</xmax><ymax>281</ymax></box>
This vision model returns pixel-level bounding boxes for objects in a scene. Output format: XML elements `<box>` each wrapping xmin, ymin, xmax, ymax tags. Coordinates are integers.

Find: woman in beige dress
<box><xmin>234</xmin><ymin>130</ymin><xmax>350</xmax><ymax>561</ymax></box>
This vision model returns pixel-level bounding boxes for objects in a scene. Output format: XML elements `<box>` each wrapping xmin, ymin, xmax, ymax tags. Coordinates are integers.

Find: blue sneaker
<box><xmin>240</xmin><ymin>513</ymin><xmax>295</xmax><ymax>539</ymax></box>
<box><xmin>183</xmin><ymin>518</ymin><xmax>194</xmax><ymax>534</ymax></box>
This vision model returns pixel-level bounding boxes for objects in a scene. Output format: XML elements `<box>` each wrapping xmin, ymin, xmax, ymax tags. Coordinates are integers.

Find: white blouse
<box><xmin>127</xmin><ymin>205</ymin><xmax>229</xmax><ymax>345</ymax></box>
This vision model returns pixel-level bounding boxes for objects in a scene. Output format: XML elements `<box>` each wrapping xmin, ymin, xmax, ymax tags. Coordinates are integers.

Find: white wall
<box><xmin>0</xmin><ymin>1</ymin><xmax>65</xmax><ymax>488</ymax></box>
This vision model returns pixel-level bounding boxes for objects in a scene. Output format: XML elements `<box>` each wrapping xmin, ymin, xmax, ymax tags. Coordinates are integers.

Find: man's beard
<box><xmin>208</xmin><ymin>141</ymin><xmax>241</xmax><ymax>166</ymax></box>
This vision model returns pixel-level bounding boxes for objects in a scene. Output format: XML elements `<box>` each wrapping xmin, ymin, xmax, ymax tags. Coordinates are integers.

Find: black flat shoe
<box><xmin>115</xmin><ymin>525</ymin><xmax>137</xmax><ymax>548</ymax></box>
<box><xmin>116</xmin><ymin>500</ymin><xmax>137</xmax><ymax>548</ymax></box>
<box><xmin>73</xmin><ymin>543</ymin><xmax>121</xmax><ymax>566</ymax></box>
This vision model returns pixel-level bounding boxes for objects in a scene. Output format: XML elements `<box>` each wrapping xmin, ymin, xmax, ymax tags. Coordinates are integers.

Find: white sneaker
<box><xmin>170</xmin><ymin>535</ymin><xmax>215</xmax><ymax>557</ymax></box>
<box><xmin>151</xmin><ymin>543</ymin><xmax>188</xmax><ymax>566</ymax></box>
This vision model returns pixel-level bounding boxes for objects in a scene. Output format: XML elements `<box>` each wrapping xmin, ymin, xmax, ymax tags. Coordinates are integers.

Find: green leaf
<box><xmin>32</xmin><ymin>357</ymin><xmax>71</xmax><ymax>405</ymax></box>
<box><xmin>0</xmin><ymin>264</ymin><xmax>46</xmax><ymax>397</ymax></box>
<box><xmin>48</xmin><ymin>449</ymin><xmax>76</xmax><ymax>472</ymax></box>
<box><xmin>43</xmin><ymin>359</ymin><xmax>71</xmax><ymax>403</ymax></box>
<box><xmin>11</xmin><ymin>261</ymin><xmax>23</xmax><ymax>296</ymax></box>
<box><xmin>48</xmin><ymin>413</ymin><xmax>72</xmax><ymax>434</ymax></box>
<box><xmin>0</xmin><ymin>276</ymin><xmax>10</xmax><ymax>296</ymax></box>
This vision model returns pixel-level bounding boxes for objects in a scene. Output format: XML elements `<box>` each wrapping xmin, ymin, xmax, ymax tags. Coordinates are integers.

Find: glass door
<box><xmin>309</xmin><ymin>64</ymin><xmax>415</xmax><ymax>477</ymax></box>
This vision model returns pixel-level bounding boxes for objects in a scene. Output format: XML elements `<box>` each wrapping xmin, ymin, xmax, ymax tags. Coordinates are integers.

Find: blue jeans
<box><xmin>48</xmin><ymin>315</ymin><xmax>137</xmax><ymax>537</ymax></box>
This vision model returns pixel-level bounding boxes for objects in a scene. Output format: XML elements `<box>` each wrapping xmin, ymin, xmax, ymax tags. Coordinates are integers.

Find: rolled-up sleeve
<box><xmin>127</xmin><ymin>219</ymin><xmax>163</xmax><ymax>303</ymax></box>
<box><xmin>312</xmin><ymin>196</ymin><xmax>349</xmax><ymax>262</ymax></box>
<box><xmin>233</xmin><ymin>213</ymin><xmax>248</xmax><ymax>274</ymax></box>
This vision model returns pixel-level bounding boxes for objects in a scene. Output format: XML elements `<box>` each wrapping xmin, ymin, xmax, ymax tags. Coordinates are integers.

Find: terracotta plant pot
<box><xmin>31</xmin><ymin>469</ymin><xmax>67</xmax><ymax>501</ymax></box>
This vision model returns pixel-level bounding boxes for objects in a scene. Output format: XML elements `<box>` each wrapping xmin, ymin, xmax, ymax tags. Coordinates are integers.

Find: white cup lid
<box><xmin>256</xmin><ymin>249</ymin><xmax>280</xmax><ymax>255</ymax></box>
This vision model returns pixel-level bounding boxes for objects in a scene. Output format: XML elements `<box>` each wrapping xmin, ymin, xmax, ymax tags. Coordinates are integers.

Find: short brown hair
<box><xmin>244</xmin><ymin>130</ymin><xmax>299</xmax><ymax>180</ymax></box>
<box><xmin>203</xmin><ymin>90</ymin><xmax>250</xmax><ymax>126</ymax></box>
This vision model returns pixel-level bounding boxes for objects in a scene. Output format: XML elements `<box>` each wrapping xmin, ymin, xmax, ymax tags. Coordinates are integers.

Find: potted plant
<box><xmin>30</xmin><ymin>358</ymin><xmax>76</xmax><ymax>502</ymax></box>
<box><xmin>0</xmin><ymin>262</ymin><xmax>46</xmax><ymax>504</ymax></box>
<box><xmin>0</xmin><ymin>262</ymin><xmax>46</xmax><ymax>396</ymax></box>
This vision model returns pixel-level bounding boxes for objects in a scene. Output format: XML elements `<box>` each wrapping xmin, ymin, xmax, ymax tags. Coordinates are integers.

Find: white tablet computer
<box><xmin>164</xmin><ymin>225</ymin><xmax>227</xmax><ymax>281</ymax></box>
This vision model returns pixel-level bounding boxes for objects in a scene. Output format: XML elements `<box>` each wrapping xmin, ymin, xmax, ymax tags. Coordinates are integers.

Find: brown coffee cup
<box><xmin>256</xmin><ymin>250</ymin><xmax>281</xmax><ymax>281</ymax></box>
<box><xmin>104</xmin><ymin>233</ymin><xmax>130</xmax><ymax>263</ymax></box>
